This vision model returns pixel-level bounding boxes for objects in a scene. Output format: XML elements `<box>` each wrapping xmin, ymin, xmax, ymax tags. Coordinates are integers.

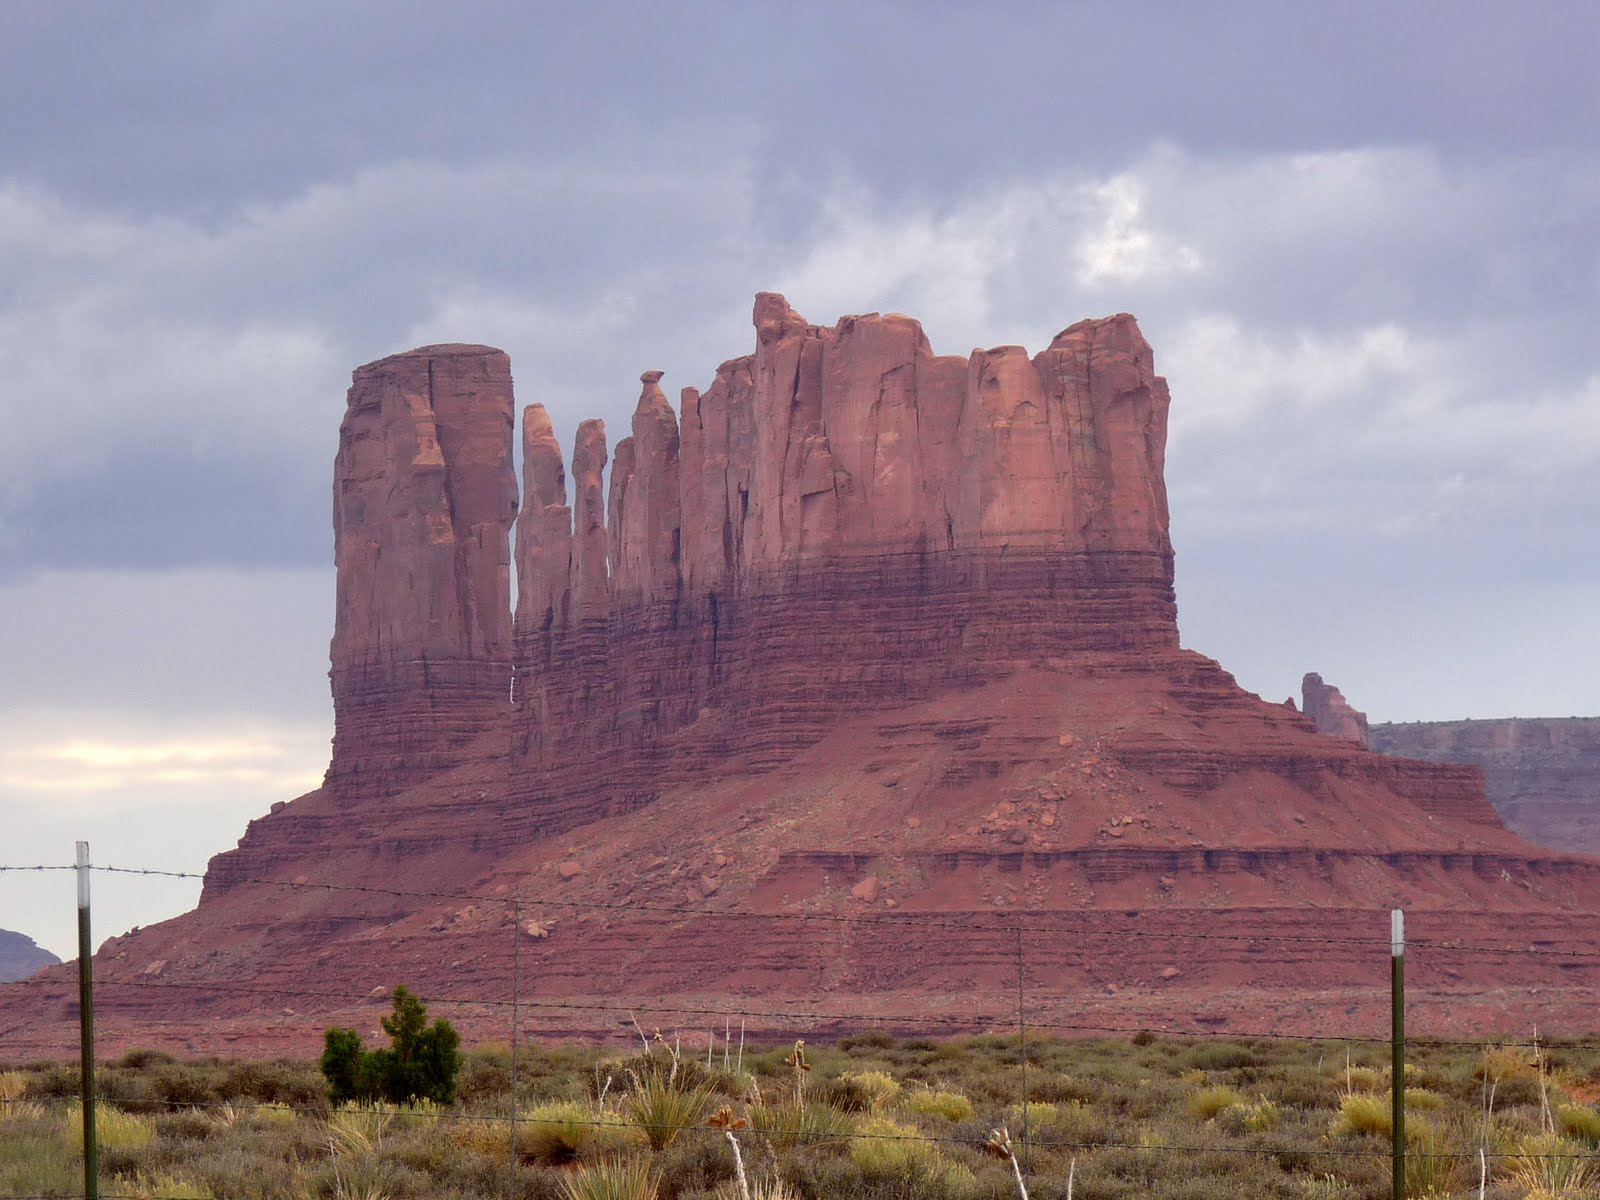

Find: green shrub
<box><xmin>1342</xmin><ymin>1066</ymin><xmax>1384</xmax><ymax>1093</ymax></box>
<box><xmin>1559</xmin><ymin>1103</ymin><xmax>1600</xmax><ymax>1144</ymax></box>
<box><xmin>835</xmin><ymin>1070</ymin><xmax>900</xmax><ymax>1111</ymax></box>
<box><xmin>120</xmin><ymin>1171</ymin><xmax>214</xmax><ymax>1199</ymax></box>
<box><xmin>848</xmin><ymin>1115</ymin><xmax>941</xmax><ymax>1178</ymax></box>
<box><xmin>1333</xmin><ymin>1093</ymin><xmax>1391</xmax><ymax>1138</ymax></box>
<box><xmin>516</xmin><ymin>1101</ymin><xmax>637</xmax><ymax>1165</ymax></box>
<box><xmin>1404</xmin><ymin>1087</ymin><xmax>1447</xmax><ymax>1111</ymax></box>
<box><xmin>1182</xmin><ymin>1043</ymin><xmax>1255</xmax><ymax>1071</ymax></box>
<box><xmin>320</xmin><ymin>986</ymin><xmax>460</xmax><ymax>1107</ymax></box>
<box><xmin>63</xmin><ymin>1102</ymin><xmax>155</xmax><ymax>1153</ymax></box>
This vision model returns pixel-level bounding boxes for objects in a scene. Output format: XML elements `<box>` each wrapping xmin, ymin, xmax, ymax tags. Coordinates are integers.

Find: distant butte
<box><xmin>1301</xmin><ymin>672</ymin><xmax>1370</xmax><ymax>746</ymax></box>
<box><xmin>4</xmin><ymin>295</ymin><xmax>1598</xmax><ymax>1055</ymax></box>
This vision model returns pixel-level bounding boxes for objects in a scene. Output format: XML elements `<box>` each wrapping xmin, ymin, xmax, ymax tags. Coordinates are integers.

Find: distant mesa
<box><xmin>1299</xmin><ymin>673</ymin><xmax>1600</xmax><ymax>859</ymax></box>
<box><xmin>0</xmin><ymin>929</ymin><xmax>61</xmax><ymax>984</ymax></box>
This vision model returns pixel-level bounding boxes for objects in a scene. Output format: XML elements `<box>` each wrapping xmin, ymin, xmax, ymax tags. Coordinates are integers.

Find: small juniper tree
<box><xmin>321</xmin><ymin>986</ymin><xmax>460</xmax><ymax>1105</ymax></box>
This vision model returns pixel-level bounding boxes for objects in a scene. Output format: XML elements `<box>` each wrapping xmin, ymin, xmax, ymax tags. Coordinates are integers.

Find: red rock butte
<box><xmin>6</xmin><ymin>296</ymin><xmax>1599</xmax><ymax>1055</ymax></box>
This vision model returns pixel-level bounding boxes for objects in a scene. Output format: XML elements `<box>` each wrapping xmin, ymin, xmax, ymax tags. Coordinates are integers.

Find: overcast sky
<box><xmin>3</xmin><ymin>1</ymin><xmax>1597</xmax><ymax>959</ymax></box>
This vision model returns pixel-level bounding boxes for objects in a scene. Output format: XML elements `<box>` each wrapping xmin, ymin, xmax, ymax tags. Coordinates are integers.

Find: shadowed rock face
<box><xmin>0</xmin><ymin>930</ymin><xmax>59</xmax><ymax>984</ymax></box>
<box><xmin>327</xmin><ymin>344</ymin><xmax>517</xmax><ymax>796</ymax></box>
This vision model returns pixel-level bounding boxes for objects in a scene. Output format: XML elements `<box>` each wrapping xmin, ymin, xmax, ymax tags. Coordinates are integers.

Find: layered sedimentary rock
<box><xmin>503</xmin><ymin>296</ymin><xmax>1180</xmax><ymax>832</ymax></box>
<box><xmin>327</xmin><ymin>344</ymin><xmax>517</xmax><ymax>795</ymax></box>
<box><xmin>0</xmin><ymin>929</ymin><xmax>59</xmax><ymax>984</ymax></box>
<box><xmin>1301</xmin><ymin>673</ymin><xmax>1370</xmax><ymax>746</ymax></box>
<box><xmin>1371</xmin><ymin>718</ymin><xmax>1600</xmax><ymax>856</ymax></box>
<box><xmin>42</xmin><ymin>292</ymin><xmax>1596</xmax><ymax>1059</ymax></box>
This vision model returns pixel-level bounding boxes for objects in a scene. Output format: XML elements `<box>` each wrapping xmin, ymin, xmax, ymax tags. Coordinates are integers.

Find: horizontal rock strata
<box><xmin>506</xmin><ymin>296</ymin><xmax>1178</xmax><ymax>832</ymax></box>
<box><xmin>1371</xmin><ymin>717</ymin><xmax>1600</xmax><ymax>856</ymax></box>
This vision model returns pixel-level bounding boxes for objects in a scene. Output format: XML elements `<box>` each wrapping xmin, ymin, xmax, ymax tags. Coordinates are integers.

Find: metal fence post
<box><xmin>76</xmin><ymin>841</ymin><xmax>98</xmax><ymax>1200</ymax></box>
<box><xmin>1017</xmin><ymin>926</ymin><xmax>1030</xmax><ymax>1175</ymax></box>
<box><xmin>1392</xmin><ymin>908</ymin><xmax>1406</xmax><ymax>1200</ymax></box>
<box><xmin>509</xmin><ymin>898</ymin><xmax>520</xmax><ymax>1200</ymax></box>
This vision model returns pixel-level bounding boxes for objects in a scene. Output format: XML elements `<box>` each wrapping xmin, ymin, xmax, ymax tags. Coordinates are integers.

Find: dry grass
<box><xmin>4</xmin><ymin>1032</ymin><xmax>1600</xmax><ymax>1199</ymax></box>
<box><xmin>1187</xmin><ymin>1085</ymin><xmax>1247</xmax><ymax>1121</ymax></box>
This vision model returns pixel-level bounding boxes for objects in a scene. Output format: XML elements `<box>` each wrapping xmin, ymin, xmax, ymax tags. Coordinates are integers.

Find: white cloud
<box><xmin>1074</xmin><ymin>174</ymin><xmax>1203</xmax><ymax>285</ymax></box>
<box><xmin>0</xmin><ymin>705</ymin><xmax>329</xmax><ymax>959</ymax></box>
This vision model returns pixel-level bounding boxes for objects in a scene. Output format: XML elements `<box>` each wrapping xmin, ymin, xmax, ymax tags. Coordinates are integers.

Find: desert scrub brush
<box><xmin>559</xmin><ymin>1157</ymin><xmax>659</xmax><ymax>1200</ymax></box>
<box><xmin>898</xmin><ymin>1087</ymin><xmax>974</xmax><ymax>1122</ymax></box>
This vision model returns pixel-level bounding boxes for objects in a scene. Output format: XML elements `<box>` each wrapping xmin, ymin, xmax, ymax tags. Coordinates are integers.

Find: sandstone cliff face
<box><xmin>1301</xmin><ymin>673</ymin><xmax>1370</xmax><ymax>746</ymax></box>
<box><xmin>30</xmin><ymin>294</ymin><xmax>1599</xmax><ymax>1057</ymax></box>
<box><xmin>504</xmin><ymin>296</ymin><xmax>1180</xmax><ymax>832</ymax></box>
<box><xmin>1371</xmin><ymin>718</ymin><xmax>1600</xmax><ymax>856</ymax></box>
<box><xmin>327</xmin><ymin>344</ymin><xmax>517</xmax><ymax>795</ymax></box>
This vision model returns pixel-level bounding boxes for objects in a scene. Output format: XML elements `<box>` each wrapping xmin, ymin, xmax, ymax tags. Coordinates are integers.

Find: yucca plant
<box><xmin>1505</xmin><ymin>1131</ymin><xmax>1594</xmax><ymax>1198</ymax></box>
<box><xmin>325</xmin><ymin>1105</ymin><xmax>392</xmax><ymax>1157</ymax></box>
<box><xmin>518</xmin><ymin>1099</ymin><xmax>637</xmax><ymax>1164</ymax></box>
<box><xmin>120</xmin><ymin>1174</ymin><xmax>215</xmax><ymax>1200</ymax></box>
<box><xmin>714</xmin><ymin>1174</ymin><xmax>798</xmax><ymax>1200</ymax></box>
<box><xmin>985</xmin><ymin>1126</ymin><xmax>1030</xmax><ymax>1200</ymax></box>
<box><xmin>746</xmin><ymin>1096</ymin><xmax>856</xmax><ymax>1152</ymax></box>
<box><xmin>559</xmin><ymin>1157</ymin><xmax>659</xmax><ymax>1200</ymax></box>
<box><xmin>1403</xmin><ymin>1117</ymin><xmax>1467</xmax><ymax>1199</ymax></box>
<box><xmin>623</xmin><ymin>1071</ymin><xmax>715</xmax><ymax>1152</ymax></box>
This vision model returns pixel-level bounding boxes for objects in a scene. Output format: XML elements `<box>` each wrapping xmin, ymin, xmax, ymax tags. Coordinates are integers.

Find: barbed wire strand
<box><xmin>23</xmin><ymin>861</ymin><xmax>1600</xmax><ymax>959</ymax></box>
<box><xmin>11</xmin><ymin>862</ymin><xmax>1600</xmax><ymax>960</ymax></box>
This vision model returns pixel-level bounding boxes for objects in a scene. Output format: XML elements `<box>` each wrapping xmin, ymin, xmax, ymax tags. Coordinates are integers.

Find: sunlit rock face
<box><xmin>504</xmin><ymin>295</ymin><xmax>1180</xmax><ymax>832</ymax></box>
<box><xmin>326</xmin><ymin>344</ymin><xmax>517</xmax><ymax>797</ymax></box>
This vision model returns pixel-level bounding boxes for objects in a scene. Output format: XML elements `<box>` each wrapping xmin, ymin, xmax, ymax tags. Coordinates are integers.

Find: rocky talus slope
<box><xmin>4</xmin><ymin>297</ymin><xmax>1597</xmax><ymax>1055</ymax></box>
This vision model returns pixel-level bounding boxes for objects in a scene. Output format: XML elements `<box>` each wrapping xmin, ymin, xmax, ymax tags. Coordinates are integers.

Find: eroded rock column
<box><xmin>328</xmin><ymin>344</ymin><xmax>517</xmax><ymax>794</ymax></box>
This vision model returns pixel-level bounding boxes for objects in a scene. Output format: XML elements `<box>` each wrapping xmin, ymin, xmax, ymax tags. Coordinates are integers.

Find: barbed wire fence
<box><xmin>3</xmin><ymin>858</ymin><xmax>1600</xmax><ymax>1200</ymax></box>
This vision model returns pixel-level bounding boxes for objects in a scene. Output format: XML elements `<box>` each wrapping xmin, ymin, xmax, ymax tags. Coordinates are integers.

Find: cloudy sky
<box><xmin>3</xmin><ymin>1</ymin><xmax>1597</xmax><ymax>959</ymax></box>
